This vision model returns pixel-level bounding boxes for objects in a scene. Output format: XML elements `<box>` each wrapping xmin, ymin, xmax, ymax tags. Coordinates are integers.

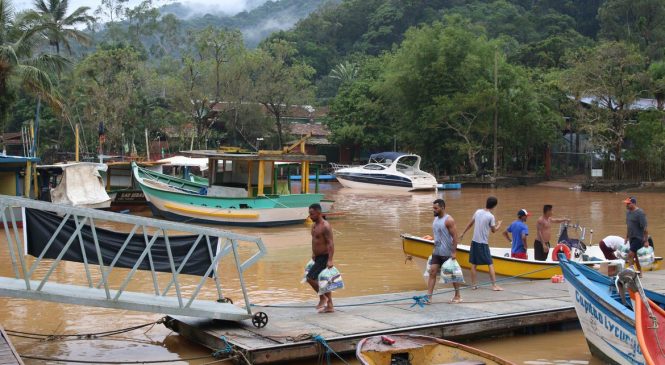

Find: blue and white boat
<box><xmin>559</xmin><ymin>257</ymin><xmax>665</xmax><ymax>365</ymax></box>
<box><xmin>333</xmin><ymin>152</ymin><xmax>437</xmax><ymax>191</ymax></box>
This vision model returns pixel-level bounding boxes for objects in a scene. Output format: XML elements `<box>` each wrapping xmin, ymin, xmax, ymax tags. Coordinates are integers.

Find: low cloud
<box><xmin>14</xmin><ymin>0</ymin><xmax>267</xmax><ymax>16</ymax></box>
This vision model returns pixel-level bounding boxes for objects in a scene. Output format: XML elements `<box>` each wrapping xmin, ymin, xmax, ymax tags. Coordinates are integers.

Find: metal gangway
<box><xmin>0</xmin><ymin>195</ymin><xmax>270</xmax><ymax>328</ymax></box>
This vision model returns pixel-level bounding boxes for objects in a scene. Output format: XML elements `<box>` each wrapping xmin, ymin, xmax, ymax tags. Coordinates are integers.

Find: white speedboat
<box><xmin>333</xmin><ymin>152</ymin><xmax>437</xmax><ymax>191</ymax></box>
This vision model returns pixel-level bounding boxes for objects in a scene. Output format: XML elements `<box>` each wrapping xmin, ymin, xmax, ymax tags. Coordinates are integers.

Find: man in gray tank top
<box><xmin>426</xmin><ymin>199</ymin><xmax>462</xmax><ymax>303</ymax></box>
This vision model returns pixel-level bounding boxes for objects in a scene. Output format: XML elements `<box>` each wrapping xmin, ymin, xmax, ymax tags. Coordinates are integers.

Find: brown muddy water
<box><xmin>1</xmin><ymin>184</ymin><xmax>663</xmax><ymax>364</ymax></box>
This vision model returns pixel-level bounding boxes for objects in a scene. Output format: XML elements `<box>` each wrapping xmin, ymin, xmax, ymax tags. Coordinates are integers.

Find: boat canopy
<box><xmin>157</xmin><ymin>155</ymin><xmax>209</xmax><ymax>170</ymax></box>
<box><xmin>369</xmin><ymin>152</ymin><xmax>408</xmax><ymax>164</ymax></box>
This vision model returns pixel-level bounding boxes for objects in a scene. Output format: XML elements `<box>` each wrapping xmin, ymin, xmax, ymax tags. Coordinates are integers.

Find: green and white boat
<box><xmin>132</xmin><ymin>149</ymin><xmax>328</xmax><ymax>227</ymax></box>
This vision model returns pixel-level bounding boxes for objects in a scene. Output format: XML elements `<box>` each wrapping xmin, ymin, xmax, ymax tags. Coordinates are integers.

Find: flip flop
<box><xmin>450</xmin><ymin>298</ymin><xmax>463</xmax><ymax>304</ymax></box>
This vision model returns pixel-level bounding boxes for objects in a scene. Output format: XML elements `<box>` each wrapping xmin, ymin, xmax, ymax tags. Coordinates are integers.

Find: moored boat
<box><xmin>333</xmin><ymin>152</ymin><xmax>437</xmax><ymax>192</ymax></box>
<box><xmin>400</xmin><ymin>233</ymin><xmax>645</xmax><ymax>279</ymax></box>
<box><xmin>559</xmin><ymin>258</ymin><xmax>665</xmax><ymax>365</ymax></box>
<box><xmin>37</xmin><ymin>162</ymin><xmax>111</xmax><ymax>209</ymax></box>
<box><xmin>133</xmin><ymin>162</ymin><xmax>325</xmax><ymax>227</ymax></box>
<box><xmin>356</xmin><ymin>334</ymin><xmax>515</xmax><ymax>365</ymax></box>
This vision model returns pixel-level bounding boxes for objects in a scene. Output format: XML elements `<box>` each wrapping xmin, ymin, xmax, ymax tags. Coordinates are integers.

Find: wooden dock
<box><xmin>0</xmin><ymin>325</ymin><xmax>23</xmax><ymax>365</ymax></box>
<box><xmin>167</xmin><ymin>270</ymin><xmax>665</xmax><ymax>364</ymax></box>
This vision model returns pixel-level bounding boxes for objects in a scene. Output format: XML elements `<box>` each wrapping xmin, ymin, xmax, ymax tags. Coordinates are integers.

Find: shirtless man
<box><xmin>535</xmin><ymin>205</ymin><xmax>569</xmax><ymax>261</ymax></box>
<box><xmin>305</xmin><ymin>203</ymin><xmax>335</xmax><ymax>313</ymax></box>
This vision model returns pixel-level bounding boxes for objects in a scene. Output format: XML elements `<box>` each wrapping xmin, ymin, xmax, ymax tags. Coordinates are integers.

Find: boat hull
<box><xmin>336</xmin><ymin>174</ymin><xmax>436</xmax><ymax>192</ymax></box>
<box><xmin>356</xmin><ymin>334</ymin><xmax>514</xmax><ymax>365</ymax></box>
<box><xmin>559</xmin><ymin>259</ymin><xmax>644</xmax><ymax>365</ymax></box>
<box><xmin>133</xmin><ymin>162</ymin><xmax>325</xmax><ymax>227</ymax></box>
<box><xmin>401</xmin><ymin>234</ymin><xmax>640</xmax><ymax>279</ymax></box>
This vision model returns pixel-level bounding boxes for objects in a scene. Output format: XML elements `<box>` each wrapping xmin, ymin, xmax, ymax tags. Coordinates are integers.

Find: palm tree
<box><xmin>24</xmin><ymin>0</ymin><xmax>94</xmax><ymax>55</ymax></box>
<box><xmin>0</xmin><ymin>0</ymin><xmax>66</xmax><ymax>135</ymax></box>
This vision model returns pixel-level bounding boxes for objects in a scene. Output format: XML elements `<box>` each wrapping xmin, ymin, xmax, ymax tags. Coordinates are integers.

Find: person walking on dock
<box><xmin>306</xmin><ymin>203</ymin><xmax>336</xmax><ymax>313</ymax></box>
<box><xmin>426</xmin><ymin>199</ymin><xmax>462</xmax><ymax>304</ymax></box>
<box><xmin>504</xmin><ymin>209</ymin><xmax>529</xmax><ymax>259</ymax></box>
<box><xmin>535</xmin><ymin>205</ymin><xmax>570</xmax><ymax>261</ymax></box>
<box><xmin>460</xmin><ymin>196</ymin><xmax>503</xmax><ymax>291</ymax></box>
<box><xmin>624</xmin><ymin>197</ymin><xmax>649</xmax><ymax>277</ymax></box>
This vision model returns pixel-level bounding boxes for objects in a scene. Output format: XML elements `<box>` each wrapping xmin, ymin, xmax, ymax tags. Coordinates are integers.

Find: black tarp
<box><xmin>25</xmin><ymin>209</ymin><xmax>215</xmax><ymax>277</ymax></box>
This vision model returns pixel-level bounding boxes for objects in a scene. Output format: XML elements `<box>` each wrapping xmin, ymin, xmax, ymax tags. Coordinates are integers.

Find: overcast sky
<box><xmin>13</xmin><ymin>0</ymin><xmax>264</xmax><ymax>17</ymax></box>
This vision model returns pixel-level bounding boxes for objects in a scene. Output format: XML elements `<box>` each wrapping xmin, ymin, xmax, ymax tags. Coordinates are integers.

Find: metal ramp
<box><xmin>0</xmin><ymin>195</ymin><xmax>269</xmax><ymax>327</ymax></box>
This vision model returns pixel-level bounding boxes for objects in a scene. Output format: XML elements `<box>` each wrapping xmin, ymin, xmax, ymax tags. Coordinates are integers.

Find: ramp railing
<box><xmin>0</xmin><ymin>195</ymin><xmax>267</xmax><ymax>324</ymax></box>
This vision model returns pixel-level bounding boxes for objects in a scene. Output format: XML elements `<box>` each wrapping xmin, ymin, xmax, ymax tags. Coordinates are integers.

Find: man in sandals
<box><xmin>425</xmin><ymin>199</ymin><xmax>462</xmax><ymax>304</ymax></box>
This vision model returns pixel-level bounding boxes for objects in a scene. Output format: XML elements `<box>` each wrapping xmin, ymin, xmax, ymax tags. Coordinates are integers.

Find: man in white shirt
<box><xmin>460</xmin><ymin>196</ymin><xmax>503</xmax><ymax>291</ymax></box>
<box><xmin>599</xmin><ymin>235</ymin><xmax>625</xmax><ymax>260</ymax></box>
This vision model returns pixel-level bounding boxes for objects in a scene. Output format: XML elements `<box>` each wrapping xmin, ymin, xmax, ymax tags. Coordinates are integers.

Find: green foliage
<box><xmin>599</xmin><ymin>0</ymin><xmax>665</xmax><ymax>61</ymax></box>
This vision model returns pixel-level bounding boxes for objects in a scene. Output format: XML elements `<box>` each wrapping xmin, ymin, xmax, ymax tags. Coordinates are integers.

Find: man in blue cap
<box><xmin>624</xmin><ymin>196</ymin><xmax>649</xmax><ymax>276</ymax></box>
<box><xmin>504</xmin><ymin>209</ymin><xmax>530</xmax><ymax>259</ymax></box>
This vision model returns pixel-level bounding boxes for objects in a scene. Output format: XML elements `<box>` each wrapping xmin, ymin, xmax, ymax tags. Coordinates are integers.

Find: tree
<box><xmin>24</xmin><ymin>0</ymin><xmax>94</xmax><ymax>55</ymax></box>
<box><xmin>559</xmin><ymin>41</ymin><xmax>646</xmax><ymax>179</ymax></box>
<box><xmin>649</xmin><ymin>61</ymin><xmax>665</xmax><ymax>110</ymax></box>
<box><xmin>253</xmin><ymin>39</ymin><xmax>314</xmax><ymax>148</ymax></box>
<box><xmin>0</xmin><ymin>0</ymin><xmax>65</xmax><ymax>135</ymax></box>
<box><xmin>598</xmin><ymin>0</ymin><xmax>665</xmax><ymax>61</ymax></box>
<box><xmin>193</xmin><ymin>26</ymin><xmax>243</xmax><ymax>101</ymax></box>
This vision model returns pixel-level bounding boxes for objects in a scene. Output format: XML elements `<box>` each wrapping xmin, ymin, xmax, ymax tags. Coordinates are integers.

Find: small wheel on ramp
<box><xmin>252</xmin><ymin>312</ymin><xmax>268</xmax><ymax>328</ymax></box>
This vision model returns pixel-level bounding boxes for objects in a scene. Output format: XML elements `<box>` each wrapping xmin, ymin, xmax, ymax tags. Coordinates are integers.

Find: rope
<box><xmin>212</xmin><ymin>336</ymin><xmax>233</xmax><ymax>358</ymax></box>
<box><xmin>6</xmin><ymin>318</ymin><xmax>165</xmax><ymax>340</ymax></box>
<box><xmin>18</xmin><ymin>354</ymin><xmax>219</xmax><ymax>364</ymax></box>
<box><xmin>252</xmin><ymin>265</ymin><xmax>560</xmax><ymax>309</ymax></box>
<box><xmin>312</xmin><ymin>334</ymin><xmax>350</xmax><ymax>365</ymax></box>
<box><xmin>410</xmin><ymin>295</ymin><xmax>429</xmax><ymax>308</ymax></box>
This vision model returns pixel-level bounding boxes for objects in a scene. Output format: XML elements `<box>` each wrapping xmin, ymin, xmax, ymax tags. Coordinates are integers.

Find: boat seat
<box><xmin>435</xmin><ymin>361</ymin><xmax>485</xmax><ymax>365</ymax></box>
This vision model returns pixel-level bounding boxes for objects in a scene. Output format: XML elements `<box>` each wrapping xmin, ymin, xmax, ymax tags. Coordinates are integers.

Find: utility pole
<box><xmin>492</xmin><ymin>49</ymin><xmax>499</xmax><ymax>179</ymax></box>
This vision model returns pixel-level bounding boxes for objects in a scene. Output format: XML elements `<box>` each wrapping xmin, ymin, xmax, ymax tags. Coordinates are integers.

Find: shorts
<box><xmin>511</xmin><ymin>252</ymin><xmax>528</xmax><ymax>259</ymax></box>
<box><xmin>629</xmin><ymin>237</ymin><xmax>644</xmax><ymax>253</ymax></box>
<box><xmin>306</xmin><ymin>254</ymin><xmax>329</xmax><ymax>280</ymax></box>
<box><xmin>430</xmin><ymin>254</ymin><xmax>450</xmax><ymax>266</ymax></box>
<box><xmin>599</xmin><ymin>240</ymin><xmax>618</xmax><ymax>260</ymax></box>
<box><xmin>534</xmin><ymin>240</ymin><xmax>550</xmax><ymax>261</ymax></box>
<box><xmin>469</xmin><ymin>241</ymin><xmax>493</xmax><ymax>265</ymax></box>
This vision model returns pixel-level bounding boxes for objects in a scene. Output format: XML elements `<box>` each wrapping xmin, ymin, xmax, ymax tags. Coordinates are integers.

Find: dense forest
<box><xmin>1</xmin><ymin>0</ymin><xmax>665</xmax><ymax>180</ymax></box>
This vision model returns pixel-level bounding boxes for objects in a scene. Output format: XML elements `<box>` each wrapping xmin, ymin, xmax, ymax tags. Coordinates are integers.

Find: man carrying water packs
<box><xmin>305</xmin><ymin>203</ymin><xmax>336</xmax><ymax>313</ymax></box>
<box><xmin>426</xmin><ymin>199</ymin><xmax>462</xmax><ymax>304</ymax></box>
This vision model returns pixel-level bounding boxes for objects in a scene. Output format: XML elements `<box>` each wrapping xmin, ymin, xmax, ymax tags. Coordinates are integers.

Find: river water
<box><xmin>0</xmin><ymin>184</ymin><xmax>662</xmax><ymax>364</ymax></box>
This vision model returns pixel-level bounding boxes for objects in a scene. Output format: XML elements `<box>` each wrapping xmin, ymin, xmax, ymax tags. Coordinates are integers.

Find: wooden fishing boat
<box><xmin>356</xmin><ymin>334</ymin><xmax>515</xmax><ymax>365</ymax></box>
<box><xmin>400</xmin><ymin>233</ymin><xmax>645</xmax><ymax>279</ymax></box>
<box><xmin>133</xmin><ymin>162</ymin><xmax>325</xmax><ymax>227</ymax></box>
<box><xmin>635</xmin><ymin>289</ymin><xmax>665</xmax><ymax>365</ymax></box>
<box><xmin>559</xmin><ymin>258</ymin><xmax>665</xmax><ymax>365</ymax></box>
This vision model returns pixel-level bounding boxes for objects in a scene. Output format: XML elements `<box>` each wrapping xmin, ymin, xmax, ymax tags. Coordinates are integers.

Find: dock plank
<box><xmin>0</xmin><ymin>324</ymin><xmax>23</xmax><ymax>365</ymax></box>
<box><xmin>166</xmin><ymin>270</ymin><xmax>665</xmax><ymax>364</ymax></box>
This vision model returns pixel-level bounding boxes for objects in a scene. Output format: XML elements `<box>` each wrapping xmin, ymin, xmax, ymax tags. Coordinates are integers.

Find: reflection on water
<box><xmin>1</xmin><ymin>184</ymin><xmax>663</xmax><ymax>363</ymax></box>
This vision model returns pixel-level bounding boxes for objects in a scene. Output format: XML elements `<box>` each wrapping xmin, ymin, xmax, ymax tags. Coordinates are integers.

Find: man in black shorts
<box><xmin>426</xmin><ymin>199</ymin><xmax>462</xmax><ymax>303</ymax></box>
<box><xmin>306</xmin><ymin>203</ymin><xmax>336</xmax><ymax>313</ymax></box>
<box><xmin>624</xmin><ymin>197</ymin><xmax>648</xmax><ymax>276</ymax></box>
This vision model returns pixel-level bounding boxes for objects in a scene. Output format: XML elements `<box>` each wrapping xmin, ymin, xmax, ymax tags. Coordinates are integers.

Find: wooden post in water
<box><xmin>492</xmin><ymin>49</ymin><xmax>499</xmax><ymax>179</ymax></box>
<box><xmin>247</xmin><ymin>161</ymin><xmax>253</xmax><ymax>197</ymax></box>
<box><xmin>75</xmin><ymin>124</ymin><xmax>80</xmax><ymax>162</ymax></box>
<box><xmin>257</xmin><ymin>160</ymin><xmax>265</xmax><ymax>196</ymax></box>
<box><xmin>145</xmin><ymin>128</ymin><xmax>150</xmax><ymax>161</ymax></box>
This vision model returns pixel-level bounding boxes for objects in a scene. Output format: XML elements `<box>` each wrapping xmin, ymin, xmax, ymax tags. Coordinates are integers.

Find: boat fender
<box><xmin>551</xmin><ymin>243</ymin><xmax>571</xmax><ymax>261</ymax></box>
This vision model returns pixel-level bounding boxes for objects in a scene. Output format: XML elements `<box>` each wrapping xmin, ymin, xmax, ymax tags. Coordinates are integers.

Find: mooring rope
<box><xmin>5</xmin><ymin>317</ymin><xmax>166</xmax><ymax>341</ymax></box>
<box><xmin>18</xmin><ymin>354</ymin><xmax>223</xmax><ymax>364</ymax></box>
<box><xmin>312</xmin><ymin>334</ymin><xmax>351</xmax><ymax>365</ymax></box>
